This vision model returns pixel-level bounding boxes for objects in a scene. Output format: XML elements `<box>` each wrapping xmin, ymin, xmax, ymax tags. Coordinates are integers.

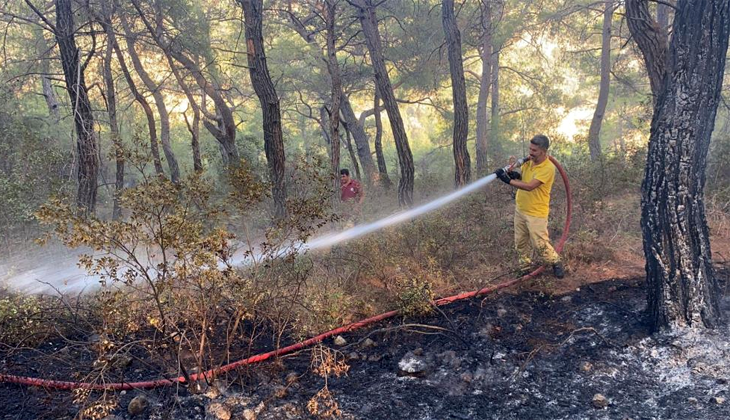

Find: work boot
<box><xmin>552</xmin><ymin>262</ymin><xmax>565</xmax><ymax>279</ymax></box>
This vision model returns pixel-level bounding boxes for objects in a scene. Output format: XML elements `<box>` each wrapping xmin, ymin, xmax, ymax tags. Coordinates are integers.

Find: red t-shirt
<box><xmin>340</xmin><ymin>179</ymin><xmax>362</xmax><ymax>202</ymax></box>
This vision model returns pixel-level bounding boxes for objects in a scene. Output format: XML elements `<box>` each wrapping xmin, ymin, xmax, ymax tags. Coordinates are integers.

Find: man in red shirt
<box><xmin>340</xmin><ymin>168</ymin><xmax>365</xmax><ymax>227</ymax></box>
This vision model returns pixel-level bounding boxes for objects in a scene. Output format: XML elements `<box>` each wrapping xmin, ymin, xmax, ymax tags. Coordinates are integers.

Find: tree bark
<box><xmin>490</xmin><ymin>49</ymin><xmax>500</xmax><ymax>151</ymax></box>
<box><xmin>641</xmin><ymin>0</ymin><xmax>729</xmax><ymax>331</ymax></box>
<box><xmin>373</xmin><ymin>87</ymin><xmax>392</xmax><ymax>189</ymax></box>
<box><xmin>475</xmin><ymin>0</ymin><xmax>492</xmax><ymax>177</ymax></box>
<box><xmin>55</xmin><ymin>0</ymin><xmax>99</xmax><ymax>215</ymax></box>
<box><xmin>99</xmin><ymin>0</ymin><xmax>124</xmax><ymax>219</ymax></box>
<box><xmin>238</xmin><ymin>0</ymin><xmax>287</xmax><ymax>219</ymax></box>
<box><xmin>355</xmin><ymin>0</ymin><xmax>414</xmax><ymax>206</ymax></box>
<box><xmin>120</xmin><ymin>14</ymin><xmax>180</xmax><ymax>183</ymax></box>
<box><xmin>442</xmin><ymin>0</ymin><xmax>471</xmax><ymax>187</ymax></box>
<box><xmin>587</xmin><ymin>0</ymin><xmax>614</xmax><ymax>161</ymax></box>
<box><xmin>325</xmin><ymin>0</ymin><xmax>342</xmax><ymax>199</ymax></box>
<box><xmin>626</xmin><ymin>0</ymin><xmax>668</xmax><ymax>106</ymax></box>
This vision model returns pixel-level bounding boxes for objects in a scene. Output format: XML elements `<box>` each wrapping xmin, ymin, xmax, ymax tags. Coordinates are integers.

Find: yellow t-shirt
<box><xmin>515</xmin><ymin>158</ymin><xmax>555</xmax><ymax>218</ymax></box>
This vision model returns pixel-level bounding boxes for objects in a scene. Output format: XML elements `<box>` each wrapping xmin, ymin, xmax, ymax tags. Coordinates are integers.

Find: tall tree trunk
<box><xmin>355</xmin><ymin>0</ymin><xmax>414</xmax><ymax>206</ymax></box>
<box><xmin>442</xmin><ymin>0</ymin><xmax>471</xmax><ymax>187</ymax></box>
<box><xmin>656</xmin><ymin>0</ymin><xmax>671</xmax><ymax>31</ymax></box>
<box><xmin>587</xmin><ymin>0</ymin><xmax>614</xmax><ymax>162</ymax></box>
<box><xmin>340</xmin><ymin>94</ymin><xmax>378</xmax><ymax>185</ymax></box>
<box><xmin>99</xmin><ymin>0</ymin><xmax>124</xmax><ymax>219</ymax></box>
<box><xmin>626</xmin><ymin>0</ymin><xmax>668</xmax><ymax>106</ymax></box>
<box><xmin>325</xmin><ymin>0</ymin><xmax>341</xmax><ymax>200</ymax></box>
<box><xmin>120</xmin><ymin>15</ymin><xmax>180</xmax><ymax>183</ymax></box>
<box><xmin>475</xmin><ymin>0</ymin><xmax>492</xmax><ymax>177</ymax></box>
<box><xmin>55</xmin><ymin>0</ymin><xmax>99</xmax><ymax>215</ymax></box>
<box><xmin>373</xmin><ymin>87</ymin><xmax>392</xmax><ymax>189</ymax></box>
<box><xmin>32</xmin><ymin>25</ymin><xmax>60</xmax><ymax>122</ymax></box>
<box><xmin>238</xmin><ymin>0</ymin><xmax>287</xmax><ymax>219</ymax></box>
<box><xmin>641</xmin><ymin>0</ymin><xmax>729</xmax><ymax>331</ymax></box>
<box><xmin>342</xmin><ymin>122</ymin><xmax>361</xmax><ymax>181</ymax></box>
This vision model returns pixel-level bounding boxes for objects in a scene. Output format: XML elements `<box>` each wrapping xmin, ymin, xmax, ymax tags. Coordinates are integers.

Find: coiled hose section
<box><xmin>0</xmin><ymin>156</ymin><xmax>571</xmax><ymax>390</ymax></box>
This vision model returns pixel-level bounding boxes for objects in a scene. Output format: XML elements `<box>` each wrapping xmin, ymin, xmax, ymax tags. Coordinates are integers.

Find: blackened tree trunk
<box><xmin>238</xmin><ymin>0</ymin><xmax>287</xmax><ymax>219</ymax></box>
<box><xmin>55</xmin><ymin>0</ymin><xmax>99</xmax><ymax>215</ymax></box>
<box><xmin>373</xmin><ymin>87</ymin><xmax>392</xmax><ymax>189</ymax></box>
<box><xmin>120</xmin><ymin>14</ymin><xmax>180</xmax><ymax>183</ymax></box>
<box><xmin>325</xmin><ymin>0</ymin><xmax>342</xmax><ymax>199</ymax></box>
<box><xmin>99</xmin><ymin>0</ymin><xmax>124</xmax><ymax>219</ymax></box>
<box><xmin>442</xmin><ymin>0</ymin><xmax>471</xmax><ymax>187</ymax></box>
<box><xmin>641</xmin><ymin>0</ymin><xmax>729</xmax><ymax>331</ymax></box>
<box><xmin>355</xmin><ymin>0</ymin><xmax>414</xmax><ymax>206</ymax></box>
<box><xmin>340</xmin><ymin>94</ymin><xmax>378</xmax><ymax>185</ymax></box>
<box><xmin>475</xmin><ymin>0</ymin><xmax>492</xmax><ymax>177</ymax></box>
<box><xmin>587</xmin><ymin>0</ymin><xmax>614</xmax><ymax>161</ymax></box>
<box><xmin>626</xmin><ymin>0</ymin><xmax>668</xmax><ymax>106</ymax></box>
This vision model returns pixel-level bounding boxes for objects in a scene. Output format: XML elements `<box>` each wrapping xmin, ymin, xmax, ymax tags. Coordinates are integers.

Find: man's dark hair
<box><xmin>530</xmin><ymin>134</ymin><xmax>550</xmax><ymax>150</ymax></box>
<box><xmin>340</xmin><ymin>168</ymin><xmax>350</xmax><ymax>176</ymax></box>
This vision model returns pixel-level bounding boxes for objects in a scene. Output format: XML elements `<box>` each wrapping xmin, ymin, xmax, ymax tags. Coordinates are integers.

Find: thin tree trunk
<box><xmin>55</xmin><ymin>0</ymin><xmax>99</xmax><ymax>215</ymax></box>
<box><xmin>130</xmin><ymin>0</ymin><xmax>240</xmax><ymax>165</ymax></box>
<box><xmin>169</xmin><ymin>56</ymin><xmax>203</xmax><ymax>172</ymax></box>
<box><xmin>340</xmin><ymin>94</ymin><xmax>378</xmax><ymax>185</ymax></box>
<box><xmin>587</xmin><ymin>0</ymin><xmax>614</xmax><ymax>161</ymax></box>
<box><xmin>325</xmin><ymin>0</ymin><xmax>341</xmax><ymax>200</ymax></box>
<box><xmin>626</xmin><ymin>0</ymin><xmax>668</xmax><ymax>106</ymax></box>
<box><xmin>100</xmin><ymin>0</ymin><xmax>124</xmax><ymax>219</ymax></box>
<box><xmin>656</xmin><ymin>0</ymin><xmax>671</xmax><ymax>32</ymax></box>
<box><xmin>32</xmin><ymin>25</ymin><xmax>60</xmax><ymax>122</ymax></box>
<box><xmin>238</xmin><ymin>0</ymin><xmax>287</xmax><ymax>219</ymax></box>
<box><xmin>442</xmin><ymin>0</ymin><xmax>471</xmax><ymax>187</ymax></box>
<box><xmin>342</xmin><ymin>121</ymin><xmax>361</xmax><ymax>181</ymax></box>
<box><xmin>106</xmin><ymin>7</ymin><xmax>164</xmax><ymax>176</ymax></box>
<box><xmin>490</xmin><ymin>49</ymin><xmax>500</xmax><ymax>153</ymax></box>
<box><xmin>641</xmin><ymin>0</ymin><xmax>729</xmax><ymax>331</ymax></box>
<box><xmin>373</xmin><ymin>87</ymin><xmax>391</xmax><ymax>189</ymax></box>
<box><xmin>475</xmin><ymin>0</ymin><xmax>492</xmax><ymax>176</ymax></box>
<box><xmin>355</xmin><ymin>0</ymin><xmax>414</xmax><ymax>206</ymax></box>
<box><xmin>120</xmin><ymin>15</ymin><xmax>180</xmax><ymax>183</ymax></box>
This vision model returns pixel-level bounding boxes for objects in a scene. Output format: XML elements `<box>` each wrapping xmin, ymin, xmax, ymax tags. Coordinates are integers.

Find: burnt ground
<box><xmin>3</xmin><ymin>273</ymin><xmax>730</xmax><ymax>420</ymax></box>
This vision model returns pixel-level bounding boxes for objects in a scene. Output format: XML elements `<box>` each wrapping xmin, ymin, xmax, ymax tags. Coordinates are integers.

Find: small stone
<box><xmin>333</xmin><ymin>335</ymin><xmax>347</xmax><ymax>346</ymax></box>
<box><xmin>111</xmin><ymin>354</ymin><xmax>133</xmax><ymax>369</ymax></box>
<box><xmin>560</xmin><ymin>296</ymin><xmax>572</xmax><ymax>303</ymax></box>
<box><xmin>348</xmin><ymin>352</ymin><xmax>361</xmax><ymax>361</ymax></box>
<box><xmin>128</xmin><ymin>395</ymin><xmax>149</xmax><ymax>416</ymax></box>
<box><xmin>242</xmin><ymin>409</ymin><xmax>256</xmax><ymax>420</ymax></box>
<box><xmin>412</xmin><ymin>347</ymin><xmax>424</xmax><ymax>356</ymax></box>
<box><xmin>687</xmin><ymin>397</ymin><xmax>699</xmax><ymax>404</ymax></box>
<box><xmin>710</xmin><ymin>396</ymin><xmax>725</xmax><ymax>405</ymax></box>
<box><xmin>398</xmin><ymin>351</ymin><xmax>428</xmax><ymax>376</ymax></box>
<box><xmin>580</xmin><ymin>361</ymin><xmax>593</xmax><ymax>372</ymax></box>
<box><xmin>361</xmin><ymin>338</ymin><xmax>376</xmax><ymax>348</ymax></box>
<box><xmin>592</xmin><ymin>393</ymin><xmax>609</xmax><ymax>409</ymax></box>
<box><xmin>496</xmin><ymin>308</ymin><xmax>507</xmax><ymax>318</ymax></box>
<box><xmin>206</xmin><ymin>402</ymin><xmax>231</xmax><ymax>420</ymax></box>
<box><xmin>607</xmin><ymin>286</ymin><xmax>617</xmax><ymax>293</ymax></box>
<box><xmin>461</xmin><ymin>373</ymin><xmax>473</xmax><ymax>383</ymax></box>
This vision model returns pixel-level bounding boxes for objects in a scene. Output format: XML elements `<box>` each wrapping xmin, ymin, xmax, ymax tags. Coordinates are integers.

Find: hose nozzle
<box><xmin>504</xmin><ymin>156</ymin><xmax>530</xmax><ymax>172</ymax></box>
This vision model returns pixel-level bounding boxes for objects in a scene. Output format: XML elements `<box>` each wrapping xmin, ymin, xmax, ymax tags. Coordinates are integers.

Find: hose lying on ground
<box><xmin>0</xmin><ymin>156</ymin><xmax>571</xmax><ymax>391</ymax></box>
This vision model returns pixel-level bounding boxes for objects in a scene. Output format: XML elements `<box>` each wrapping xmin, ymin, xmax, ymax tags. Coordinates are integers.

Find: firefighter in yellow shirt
<box><xmin>494</xmin><ymin>134</ymin><xmax>565</xmax><ymax>279</ymax></box>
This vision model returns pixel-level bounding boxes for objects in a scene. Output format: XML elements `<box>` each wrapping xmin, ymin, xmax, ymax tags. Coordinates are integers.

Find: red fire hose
<box><xmin>0</xmin><ymin>156</ymin><xmax>571</xmax><ymax>391</ymax></box>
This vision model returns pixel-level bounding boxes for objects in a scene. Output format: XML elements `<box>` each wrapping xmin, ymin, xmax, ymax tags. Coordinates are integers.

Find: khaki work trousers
<box><xmin>514</xmin><ymin>209</ymin><xmax>560</xmax><ymax>268</ymax></box>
